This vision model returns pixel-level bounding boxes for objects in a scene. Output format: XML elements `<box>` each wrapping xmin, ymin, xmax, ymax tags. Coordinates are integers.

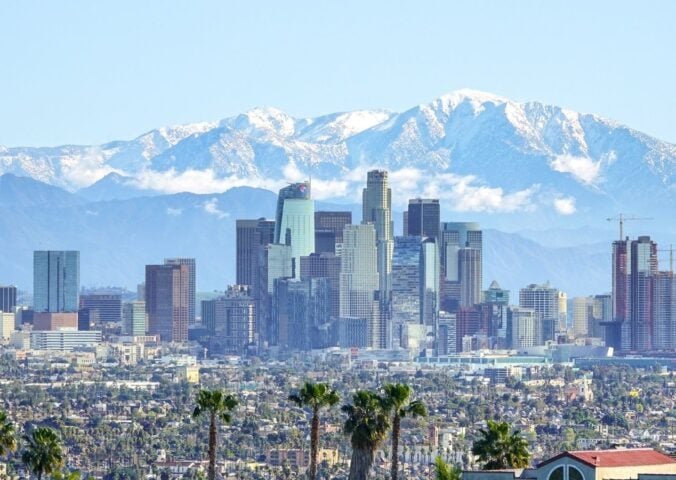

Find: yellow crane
<box><xmin>606</xmin><ymin>213</ymin><xmax>652</xmax><ymax>240</ymax></box>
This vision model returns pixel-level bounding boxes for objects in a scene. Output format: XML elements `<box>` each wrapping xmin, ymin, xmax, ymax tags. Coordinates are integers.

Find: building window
<box><xmin>548</xmin><ymin>466</ymin><xmax>565</xmax><ymax>480</ymax></box>
<box><xmin>569</xmin><ymin>466</ymin><xmax>584</xmax><ymax>480</ymax></box>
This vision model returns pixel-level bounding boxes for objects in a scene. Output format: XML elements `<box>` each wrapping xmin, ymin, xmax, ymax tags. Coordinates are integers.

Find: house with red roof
<box><xmin>465</xmin><ymin>448</ymin><xmax>676</xmax><ymax>480</ymax></box>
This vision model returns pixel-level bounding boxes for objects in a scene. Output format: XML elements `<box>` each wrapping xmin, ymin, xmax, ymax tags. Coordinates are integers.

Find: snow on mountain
<box><xmin>0</xmin><ymin>90</ymin><xmax>673</xmax><ymax>227</ymax></box>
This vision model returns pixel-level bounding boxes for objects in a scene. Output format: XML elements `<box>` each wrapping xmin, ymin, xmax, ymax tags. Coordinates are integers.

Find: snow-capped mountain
<box><xmin>0</xmin><ymin>90</ymin><xmax>674</xmax><ymax>228</ymax></box>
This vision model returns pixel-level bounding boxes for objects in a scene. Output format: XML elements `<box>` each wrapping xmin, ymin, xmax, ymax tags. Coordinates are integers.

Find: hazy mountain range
<box><xmin>0</xmin><ymin>90</ymin><xmax>673</xmax><ymax>296</ymax></box>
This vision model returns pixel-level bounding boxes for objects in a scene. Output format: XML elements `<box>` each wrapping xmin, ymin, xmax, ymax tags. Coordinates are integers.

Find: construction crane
<box><xmin>606</xmin><ymin>213</ymin><xmax>653</xmax><ymax>240</ymax></box>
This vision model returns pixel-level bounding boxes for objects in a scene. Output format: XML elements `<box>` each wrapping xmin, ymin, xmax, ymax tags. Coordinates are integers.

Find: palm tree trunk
<box><xmin>310</xmin><ymin>407</ymin><xmax>319</xmax><ymax>480</ymax></box>
<box><xmin>348</xmin><ymin>447</ymin><xmax>374</xmax><ymax>480</ymax></box>
<box><xmin>390</xmin><ymin>414</ymin><xmax>401</xmax><ymax>480</ymax></box>
<box><xmin>208</xmin><ymin>412</ymin><xmax>217</xmax><ymax>480</ymax></box>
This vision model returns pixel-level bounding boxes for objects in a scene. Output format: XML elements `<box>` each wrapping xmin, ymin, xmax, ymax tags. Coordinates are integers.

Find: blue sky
<box><xmin>1</xmin><ymin>1</ymin><xmax>674</xmax><ymax>146</ymax></box>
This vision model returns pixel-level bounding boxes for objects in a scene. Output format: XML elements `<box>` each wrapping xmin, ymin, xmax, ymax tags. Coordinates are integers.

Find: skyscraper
<box><xmin>508</xmin><ymin>307</ymin><xmax>539</xmax><ymax>349</ymax></box>
<box><xmin>33</xmin><ymin>251</ymin><xmax>80</xmax><ymax>312</ymax></box>
<box><xmin>164</xmin><ymin>258</ymin><xmax>196</xmax><ymax>325</ymax></box>
<box><xmin>79</xmin><ymin>294</ymin><xmax>122</xmax><ymax>325</ymax></box>
<box><xmin>652</xmin><ymin>271</ymin><xmax>674</xmax><ymax>351</ymax></box>
<box><xmin>236</xmin><ymin>218</ymin><xmax>275</xmax><ymax>286</ymax></box>
<box><xmin>406</xmin><ymin>198</ymin><xmax>440</xmax><ymax>240</ymax></box>
<box><xmin>275</xmin><ymin>182</ymin><xmax>315</xmax><ymax>277</ymax></box>
<box><xmin>122</xmin><ymin>301</ymin><xmax>147</xmax><ymax>336</ymax></box>
<box><xmin>440</xmin><ymin>223</ymin><xmax>482</xmax><ymax>311</ymax></box>
<box><xmin>145</xmin><ymin>263</ymin><xmax>190</xmax><ymax>342</ymax></box>
<box><xmin>458</xmin><ymin>246</ymin><xmax>481</xmax><ymax>307</ymax></box>
<box><xmin>0</xmin><ymin>286</ymin><xmax>17</xmax><ymax>313</ymax></box>
<box><xmin>300</xmin><ymin>252</ymin><xmax>342</xmax><ymax>319</ymax></box>
<box><xmin>628</xmin><ymin>236</ymin><xmax>658</xmax><ymax>351</ymax></box>
<box><xmin>202</xmin><ymin>285</ymin><xmax>255</xmax><ymax>355</ymax></box>
<box><xmin>257</xmin><ymin>243</ymin><xmax>293</xmax><ymax>346</ymax></box>
<box><xmin>314</xmin><ymin>211</ymin><xmax>352</xmax><ymax>253</ymax></box>
<box><xmin>519</xmin><ymin>282</ymin><xmax>561</xmax><ymax>343</ymax></box>
<box><xmin>421</xmin><ymin>238</ymin><xmax>440</xmax><ymax>327</ymax></box>
<box><xmin>391</xmin><ymin>236</ymin><xmax>423</xmax><ymax>347</ymax></box>
<box><xmin>273</xmin><ymin>277</ymin><xmax>330</xmax><ymax>350</ymax></box>
<box><xmin>362</xmin><ymin>170</ymin><xmax>393</xmax><ymax>296</ymax></box>
<box><xmin>340</xmin><ymin>224</ymin><xmax>381</xmax><ymax>347</ymax></box>
<box><xmin>572</xmin><ymin>296</ymin><xmax>593</xmax><ymax>337</ymax></box>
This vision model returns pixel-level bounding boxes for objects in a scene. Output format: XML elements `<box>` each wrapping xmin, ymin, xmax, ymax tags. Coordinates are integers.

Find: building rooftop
<box><xmin>539</xmin><ymin>449</ymin><xmax>675</xmax><ymax>469</ymax></box>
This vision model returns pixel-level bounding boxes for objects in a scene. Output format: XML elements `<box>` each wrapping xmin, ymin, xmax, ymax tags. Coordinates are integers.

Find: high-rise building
<box><xmin>391</xmin><ymin>236</ymin><xmax>423</xmax><ymax>347</ymax></box>
<box><xmin>314</xmin><ymin>211</ymin><xmax>352</xmax><ymax>253</ymax></box>
<box><xmin>0</xmin><ymin>312</ymin><xmax>14</xmax><ymax>340</ymax></box>
<box><xmin>508</xmin><ymin>307</ymin><xmax>539</xmax><ymax>349</ymax></box>
<box><xmin>257</xmin><ymin>243</ymin><xmax>293</xmax><ymax>346</ymax></box>
<box><xmin>592</xmin><ymin>294</ymin><xmax>613</xmax><ymax>340</ymax></box>
<box><xmin>519</xmin><ymin>282</ymin><xmax>561</xmax><ymax>343</ymax></box>
<box><xmin>362</xmin><ymin>170</ymin><xmax>394</xmax><ymax>297</ymax></box>
<box><xmin>652</xmin><ymin>272</ymin><xmax>674</xmax><ymax>351</ymax></box>
<box><xmin>0</xmin><ymin>286</ymin><xmax>17</xmax><ymax>313</ymax></box>
<box><xmin>628</xmin><ymin>236</ymin><xmax>658</xmax><ymax>351</ymax></box>
<box><xmin>123</xmin><ymin>301</ymin><xmax>147</xmax><ymax>336</ymax></box>
<box><xmin>79</xmin><ymin>294</ymin><xmax>122</xmax><ymax>325</ymax></box>
<box><xmin>274</xmin><ymin>182</ymin><xmax>315</xmax><ymax>278</ymax></box>
<box><xmin>483</xmin><ymin>281</ymin><xmax>509</xmax><ymax>305</ymax></box>
<box><xmin>572</xmin><ymin>297</ymin><xmax>593</xmax><ymax>337</ymax></box>
<box><xmin>164</xmin><ymin>258</ymin><xmax>196</xmax><ymax>325</ymax></box>
<box><xmin>202</xmin><ymin>285</ymin><xmax>255</xmax><ymax>355</ymax></box>
<box><xmin>440</xmin><ymin>223</ymin><xmax>482</xmax><ymax>311</ymax></box>
<box><xmin>456</xmin><ymin>307</ymin><xmax>481</xmax><ymax>352</ymax></box>
<box><xmin>273</xmin><ymin>277</ymin><xmax>330</xmax><ymax>350</ymax></box>
<box><xmin>436</xmin><ymin>311</ymin><xmax>456</xmax><ymax>355</ymax></box>
<box><xmin>406</xmin><ymin>198</ymin><xmax>440</xmax><ymax>240</ymax></box>
<box><xmin>145</xmin><ymin>263</ymin><xmax>190</xmax><ymax>343</ymax></box>
<box><xmin>236</xmin><ymin>218</ymin><xmax>275</xmax><ymax>286</ymax></box>
<box><xmin>300</xmin><ymin>252</ymin><xmax>342</xmax><ymax>319</ymax></box>
<box><xmin>33</xmin><ymin>251</ymin><xmax>80</xmax><ymax>312</ymax></box>
<box><xmin>421</xmin><ymin>238</ymin><xmax>440</xmax><ymax>327</ymax></box>
<box><xmin>340</xmin><ymin>224</ymin><xmax>381</xmax><ymax>348</ymax></box>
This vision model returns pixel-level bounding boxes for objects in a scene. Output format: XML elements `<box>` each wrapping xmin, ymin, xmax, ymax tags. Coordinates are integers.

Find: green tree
<box><xmin>288</xmin><ymin>382</ymin><xmax>339</xmax><ymax>480</ymax></box>
<box><xmin>471</xmin><ymin>420</ymin><xmax>530</xmax><ymax>470</ymax></box>
<box><xmin>382</xmin><ymin>383</ymin><xmax>427</xmax><ymax>480</ymax></box>
<box><xmin>0</xmin><ymin>409</ymin><xmax>17</xmax><ymax>457</ymax></box>
<box><xmin>192</xmin><ymin>389</ymin><xmax>238</xmax><ymax>480</ymax></box>
<box><xmin>21</xmin><ymin>427</ymin><xmax>65</xmax><ymax>480</ymax></box>
<box><xmin>342</xmin><ymin>390</ymin><xmax>390</xmax><ymax>480</ymax></box>
<box><xmin>435</xmin><ymin>456</ymin><xmax>461</xmax><ymax>480</ymax></box>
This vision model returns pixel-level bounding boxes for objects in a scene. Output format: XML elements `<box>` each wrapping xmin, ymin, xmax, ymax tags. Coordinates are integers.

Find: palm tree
<box><xmin>382</xmin><ymin>383</ymin><xmax>427</xmax><ymax>480</ymax></box>
<box><xmin>435</xmin><ymin>455</ymin><xmax>462</xmax><ymax>480</ymax></box>
<box><xmin>471</xmin><ymin>420</ymin><xmax>530</xmax><ymax>470</ymax></box>
<box><xmin>0</xmin><ymin>410</ymin><xmax>17</xmax><ymax>457</ymax></box>
<box><xmin>288</xmin><ymin>382</ymin><xmax>339</xmax><ymax>480</ymax></box>
<box><xmin>342</xmin><ymin>390</ymin><xmax>390</xmax><ymax>480</ymax></box>
<box><xmin>192</xmin><ymin>389</ymin><xmax>238</xmax><ymax>480</ymax></box>
<box><xmin>21</xmin><ymin>427</ymin><xmax>65</xmax><ymax>480</ymax></box>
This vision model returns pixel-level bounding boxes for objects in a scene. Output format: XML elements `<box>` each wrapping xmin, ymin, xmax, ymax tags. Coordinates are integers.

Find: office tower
<box><xmin>592</xmin><ymin>294</ymin><xmax>613</xmax><ymax>339</ymax></box>
<box><xmin>402</xmin><ymin>212</ymin><xmax>408</xmax><ymax>237</ymax></box>
<box><xmin>436</xmin><ymin>311</ymin><xmax>456</xmax><ymax>355</ymax></box>
<box><xmin>300</xmin><ymin>252</ymin><xmax>342</xmax><ymax>319</ymax></box>
<box><xmin>391</xmin><ymin>236</ymin><xmax>423</xmax><ymax>347</ymax></box>
<box><xmin>478</xmin><ymin>302</ymin><xmax>509</xmax><ymax>348</ymax></box>
<box><xmin>407</xmin><ymin>198</ymin><xmax>440</xmax><ymax>240</ymax></box>
<box><xmin>236</xmin><ymin>218</ymin><xmax>275</xmax><ymax>286</ymax></box>
<box><xmin>274</xmin><ymin>182</ymin><xmax>315</xmax><ymax>277</ymax></box>
<box><xmin>519</xmin><ymin>282</ymin><xmax>561</xmax><ymax>343</ymax></box>
<box><xmin>440</xmin><ymin>223</ymin><xmax>482</xmax><ymax>311</ymax></box>
<box><xmin>0</xmin><ymin>286</ymin><xmax>17</xmax><ymax>313</ymax></box>
<box><xmin>362</xmin><ymin>170</ymin><xmax>394</xmax><ymax>296</ymax></box>
<box><xmin>164</xmin><ymin>258</ymin><xmax>196</xmax><ymax>325</ymax></box>
<box><xmin>558</xmin><ymin>291</ymin><xmax>568</xmax><ymax>331</ymax></box>
<box><xmin>30</xmin><ymin>330</ymin><xmax>101</xmax><ymax>352</ymax></box>
<box><xmin>508</xmin><ymin>307</ymin><xmax>539</xmax><ymax>349</ymax></box>
<box><xmin>456</xmin><ymin>307</ymin><xmax>481</xmax><ymax>352</ymax></box>
<box><xmin>458</xmin><ymin>246</ymin><xmax>481</xmax><ymax>307</ymax></box>
<box><xmin>340</xmin><ymin>224</ymin><xmax>381</xmax><ymax>347</ymax></box>
<box><xmin>137</xmin><ymin>283</ymin><xmax>145</xmax><ymax>302</ymax></box>
<box><xmin>337</xmin><ymin>317</ymin><xmax>371</xmax><ymax>348</ymax></box>
<box><xmin>652</xmin><ymin>272</ymin><xmax>674</xmax><ymax>350</ymax></box>
<box><xmin>628</xmin><ymin>236</ymin><xmax>658</xmax><ymax>351</ymax></box>
<box><xmin>314</xmin><ymin>211</ymin><xmax>352</xmax><ymax>253</ymax></box>
<box><xmin>33</xmin><ymin>251</ymin><xmax>80</xmax><ymax>312</ymax></box>
<box><xmin>421</xmin><ymin>238</ymin><xmax>440</xmax><ymax>327</ymax></box>
<box><xmin>202</xmin><ymin>285</ymin><xmax>255</xmax><ymax>355</ymax></box>
<box><xmin>483</xmin><ymin>281</ymin><xmax>509</xmax><ymax>304</ymax></box>
<box><xmin>0</xmin><ymin>312</ymin><xmax>14</xmax><ymax>340</ymax></box>
<box><xmin>123</xmin><ymin>301</ymin><xmax>147</xmax><ymax>336</ymax></box>
<box><xmin>572</xmin><ymin>297</ymin><xmax>593</xmax><ymax>337</ymax></box>
<box><xmin>257</xmin><ymin>244</ymin><xmax>293</xmax><ymax>346</ymax></box>
<box><xmin>145</xmin><ymin>263</ymin><xmax>190</xmax><ymax>342</ymax></box>
<box><xmin>33</xmin><ymin>312</ymin><xmax>78</xmax><ymax>331</ymax></box>
<box><xmin>273</xmin><ymin>277</ymin><xmax>330</xmax><ymax>350</ymax></box>
<box><xmin>79</xmin><ymin>294</ymin><xmax>122</xmax><ymax>325</ymax></box>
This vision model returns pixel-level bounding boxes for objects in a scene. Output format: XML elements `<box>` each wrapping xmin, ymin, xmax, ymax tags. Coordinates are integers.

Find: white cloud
<box><xmin>166</xmin><ymin>207</ymin><xmax>183</xmax><ymax>216</ymax></box>
<box><xmin>133</xmin><ymin>168</ymin><xmax>284</xmax><ymax>194</ymax></box>
<box><xmin>549</xmin><ymin>151</ymin><xmax>615</xmax><ymax>185</ymax></box>
<box><xmin>203</xmin><ymin>198</ymin><xmax>229</xmax><ymax>218</ymax></box>
<box><xmin>553</xmin><ymin>196</ymin><xmax>577</xmax><ymax>215</ymax></box>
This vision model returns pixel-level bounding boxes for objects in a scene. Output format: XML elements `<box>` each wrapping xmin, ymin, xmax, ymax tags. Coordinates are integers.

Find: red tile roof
<box><xmin>539</xmin><ymin>449</ymin><xmax>675</xmax><ymax>469</ymax></box>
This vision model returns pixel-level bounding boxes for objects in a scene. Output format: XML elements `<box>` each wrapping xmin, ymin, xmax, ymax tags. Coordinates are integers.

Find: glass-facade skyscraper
<box><xmin>362</xmin><ymin>170</ymin><xmax>394</xmax><ymax>297</ymax></box>
<box><xmin>33</xmin><ymin>250</ymin><xmax>80</xmax><ymax>313</ymax></box>
<box><xmin>164</xmin><ymin>258</ymin><xmax>196</xmax><ymax>325</ymax></box>
<box><xmin>407</xmin><ymin>198</ymin><xmax>440</xmax><ymax>240</ymax></box>
<box><xmin>391</xmin><ymin>236</ymin><xmax>423</xmax><ymax>347</ymax></box>
<box><xmin>274</xmin><ymin>182</ymin><xmax>314</xmax><ymax>278</ymax></box>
